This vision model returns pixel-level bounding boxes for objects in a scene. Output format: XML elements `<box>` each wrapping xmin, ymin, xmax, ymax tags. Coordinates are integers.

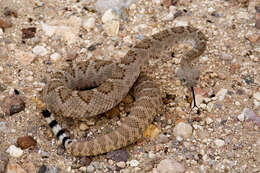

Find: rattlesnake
<box><xmin>41</xmin><ymin>26</ymin><xmax>207</xmax><ymax>156</ymax></box>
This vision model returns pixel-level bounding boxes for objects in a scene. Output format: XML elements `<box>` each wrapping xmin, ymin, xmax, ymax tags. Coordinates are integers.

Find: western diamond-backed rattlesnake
<box><xmin>41</xmin><ymin>26</ymin><xmax>207</xmax><ymax>156</ymax></box>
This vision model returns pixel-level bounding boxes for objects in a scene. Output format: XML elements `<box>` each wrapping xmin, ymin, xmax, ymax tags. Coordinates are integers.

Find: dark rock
<box><xmin>56</xmin><ymin>145</ymin><xmax>65</xmax><ymax>155</ymax></box>
<box><xmin>1</xmin><ymin>94</ymin><xmax>25</xmax><ymax>116</ymax></box>
<box><xmin>22</xmin><ymin>27</ymin><xmax>37</xmax><ymax>39</ymax></box>
<box><xmin>79</xmin><ymin>156</ymin><xmax>92</xmax><ymax>167</ymax></box>
<box><xmin>243</xmin><ymin>75</ymin><xmax>254</xmax><ymax>85</ymax></box>
<box><xmin>106</xmin><ymin>149</ymin><xmax>129</xmax><ymax>162</ymax></box>
<box><xmin>38</xmin><ymin>165</ymin><xmax>47</xmax><ymax>173</ymax></box>
<box><xmin>17</xmin><ymin>136</ymin><xmax>37</xmax><ymax>149</ymax></box>
<box><xmin>211</xmin><ymin>11</ymin><xmax>221</xmax><ymax>17</ymax></box>
<box><xmin>87</xmin><ymin>44</ymin><xmax>96</xmax><ymax>51</ymax></box>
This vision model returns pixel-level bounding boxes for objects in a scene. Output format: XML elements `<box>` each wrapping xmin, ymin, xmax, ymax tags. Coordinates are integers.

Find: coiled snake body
<box><xmin>41</xmin><ymin>26</ymin><xmax>207</xmax><ymax>156</ymax></box>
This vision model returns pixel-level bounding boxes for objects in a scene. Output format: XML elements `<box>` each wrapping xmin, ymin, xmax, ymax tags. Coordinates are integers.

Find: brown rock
<box><xmin>143</xmin><ymin>124</ymin><xmax>161</xmax><ymax>139</ymax></box>
<box><xmin>15</xmin><ymin>51</ymin><xmax>36</xmax><ymax>65</ymax></box>
<box><xmin>245</xmin><ymin>33</ymin><xmax>260</xmax><ymax>43</ymax></box>
<box><xmin>0</xmin><ymin>18</ymin><xmax>12</xmax><ymax>28</ymax></box>
<box><xmin>17</xmin><ymin>136</ymin><xmax>37</xmax><ymax>149</ymax></box>
<box><xmin>1</xmin><ymin>95</ymin><xmax>25</xmax><ymax>116</ymax></box>
<box><xmin>22</xmin><ymin>27</ymin><xmax>36</xmax><ymax>39</ymax></box>
<box><xmin>6</xmin><ymin>163</ymin><xmax>27</xmax><ymax>173</ymax></box>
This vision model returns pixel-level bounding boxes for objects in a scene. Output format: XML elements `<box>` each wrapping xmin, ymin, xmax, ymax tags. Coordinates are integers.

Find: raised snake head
<box><xmin>176</xmin><ymin>66</ymin><xmax>200</xmax><ymax>88</ymax></box>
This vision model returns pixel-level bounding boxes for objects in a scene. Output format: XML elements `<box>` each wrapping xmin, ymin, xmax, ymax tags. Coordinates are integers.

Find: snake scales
<box><xmin>41</xmin><ymin>26</ymin><xmax>207</xmax><ymax>156</ymax></box>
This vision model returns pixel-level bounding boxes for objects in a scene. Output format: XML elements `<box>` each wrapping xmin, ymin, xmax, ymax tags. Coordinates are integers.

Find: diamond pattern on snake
<box><xmin>40</xmin><ymin>26</ymin><xmax>207</xmax><ymax>156</ymax></box>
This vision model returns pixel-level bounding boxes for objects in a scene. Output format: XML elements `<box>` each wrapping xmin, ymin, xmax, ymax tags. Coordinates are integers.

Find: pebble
<box><xmin>17</xmin><ymin>136</ymin><xmax>37</xmax><ymax>149</ymax></box>
<box><xmin>0</xmin><ymin>18</ymin><xmax>12</xmax><ymax>28</ymax></box>
<box><xmin>103</xmin><ymin>20</ymin><xmax>120</xmax><ymax>36</ymax></box>
<box><xmin>41</xmin><ymin>16</ymin><xmax>81</xmax><ymax>44</ymax></box>
<box><xmin>0</xmin><ymin>28</ymin><xmax>3</xmax><ymax>36</ymax></box>
<box><xmin>116</xmin><ymin>161</ymin><xmax>126</xmax><ymax>168</ymax></box>
<box><xmin>0</xmin><ymin>66</ymin><xmax>3</xmax><ymax>72</ymax></box>
<box><xmin>82</xmin><ymin>17</ymin><xmax>96</xmax><ymax>31</ymax></box>
<box><xmin>220</xmin><ymin>53</ymin><xmax>233</xmax><ymax>60</ymax></box>
<box><xmin>48</xmin><ymin>166</ymin><xmax>60</xmax><ymax>173</ymax></box>
<box><xmin>143</xmin><ymin>124</ymin><xmax>161</xmax><ymax>139</ymax></box>
<box><xmin>1</xmin><ymin>95</ymin><xmax>25</xmax><ymax>116</ymax></box>
<box><xmin>206</xmin><ymin>117</ymin><xmax>214</xmax><ymax>125</ymax></box>
<box><xmin>6</xmin><ymin>163</ymin><xmax>27</xmax><ymax>173</ymax></box>
<box><xmin>21</xmin><ymin>27</ymin><xmax>36</xmax><ymax>39</ymax></box>
<box><xmin>173</xmin><ymin>122</ymin><xmax>193</xmax><ymax>139</ymax></box>
<box><xmin>216</xmin><ymin>88</ymin><xmax>227</xmax><ymax>101</ymax></box>
<box><xmin>107</xmin><ymin>149</ymin><xmax>129</xmax><ymax>162</ymax></box>
<box><xmin>241</xmin><ymin>108</ymin><xmax>260</xmax><ymax>126</ymax></box>
<box><xmin>15</xmin><ymin>51</ymin><xmax>36</xmax><ymax>65</ymax></box>
<box><xmin>253</xmin><ymin>92</ymin><xmax>260</xmax><ymax>101</ymax></box>
<box><xmin>156</xmin><ymin>159</ymin><xmax>185</xmax><ymax>173</ymax></box>
<box><xmin>95</xmin><ymin>0</ymin><xmax>136</xmax><ymax>13</ymax></box>
<box><xmin>245</xmin><ymin>33</ymin><xmax>260</xmax><ymax>43</ymax></box>
<box><xmin>102</xmin><ymin>9</ymin><xmax>120</xmax><ymax>23</ymax></box>
<box><xmin>129</xmin><ymin>160</ymin><xmax>139</xmax><ymax>167</ymax></box>
<box><xmin>237</xmin><ymin>112</ymin><xmax>245</xmax><ymax>121</ymax></box>
<box><xmin>32</xmin><ymin>45</ymin><xmax>48</xmax><ymax>56</ymax></box>
<box><xmin>214</xmin><ymin>139</ymin><xmax>225</xmax><ymax>147</ymax></box>
<box><xmin>50</xmin><ymin>53</ymin><xmax>61</xmax><ymax>62</ymax></box>
<box><xmin>6</xmin><ymin>145</ymin><xmax>23</xmax><ymax>158</ymax></box>
<box><xmin>0</xmin><ymin>122</ymin><xmax>8</xmax><ymax>132</ymax></box>
<box><xmin>38</xmin><ymin>165</ymin><xmax>47</xmax><ymax>173</ymax></box>
<box><xmin>174</xmin><ymin>20</ymin><xmax>188</xmax><ymax>27</ymax></box>
<box><xmin>86</xmin><ymin>165</ymin><xmax>95</xmax><ymax>172</ymax></box>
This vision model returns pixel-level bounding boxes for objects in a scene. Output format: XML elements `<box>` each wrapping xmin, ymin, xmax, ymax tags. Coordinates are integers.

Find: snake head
<box><xmin>176</xmin><ymin>67</ymin><xmax>200</xmax><ymax>88</ymax></box>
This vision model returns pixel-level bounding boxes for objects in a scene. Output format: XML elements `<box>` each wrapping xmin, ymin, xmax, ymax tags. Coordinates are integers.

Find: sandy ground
<box><xmin>0</xmin><ymin>0</ymin><xmax>260</xmax><ymax>172</ymax></box>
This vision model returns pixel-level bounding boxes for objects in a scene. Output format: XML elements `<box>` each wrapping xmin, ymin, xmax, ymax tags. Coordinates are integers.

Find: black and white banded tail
<box><xmin>41</xmin><ymin>109</ymin><xmax>72</xmax><ymax>147</ymax></box>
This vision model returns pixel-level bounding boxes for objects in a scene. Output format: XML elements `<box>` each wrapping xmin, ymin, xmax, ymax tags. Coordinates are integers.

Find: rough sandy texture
<box><xmin>0</xmin><ymin>0</ymin><xmax>259</xmax><ymax>172</ymax></box>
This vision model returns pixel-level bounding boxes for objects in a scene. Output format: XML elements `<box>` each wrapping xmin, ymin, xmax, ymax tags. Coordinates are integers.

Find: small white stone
<box><xmin>129</xmin><ymin>160</ymin><xmax>139</xmax><ymax>167</ymax></box>
<box><xmin>156</xmin><ymin>159</ymin><xmax>185</xmax><ymax>173</ymax></box>
<box><xmin>82</xmin><ymin>17</ymin><xmax>96</xmax><ymax>30</ymax></box>
<box><xmin>102</xmin><ymin>9</ymin><xmax>120</xmax><ymax>23</ymax></box>
<box><xmin>79</xmin><ymin>167</ymin><xmax>86</xmax><ymax>171</ymax></box>
<box><xmin>0</xmin><ymin>66</ymin><xmax>3</xmax><ymax>72</ymax></box>
<box><xmin>41</xmin><ymin>21</ymin><xmax>57</xmax><ymax>37</ymax></box>
<box><xmin>253</xmin><ymin>92</ymin><xmax>260</xmax><ymax>101</ymax></box>
<box><xmin>207</xmin><ymin>102</ymin><xmax>214</xmax><ymax>112</ymax></box>
<box><xmin>116</xmin><ymin>161</ymin><xmax>126</xmax><ymax>168</ymax></box>
<box><xmin>86</xmin><ymin>165</ymin><xmax>95</xmax><ymax>172</ymax></box>
<box><xmin>32</xmin><ymin>45</ymin><xmax>48</xmax><ymax>56</ymax></box>
<box><xmin>235</xmin><ymin>101</ymin><xmax>240</xmax><ymax>106</ymax></box>
<box><xmin>237</xmin><ymin>113</ymin><xmax>245</xmax><ymax>121</ymax></box>
<box><xmin>166</xmin><ymin>12</ymin><xmax>174</xmax><ymax>21</ymax></box>
<box><xmin>173</xmin><ymin>122</ymin><xmax>193</xmax><ymax>139</ymax></box>
<box><xmin>103</xmin><ymin>20</ymin><xmax>120</xmax><ymax>36</ymax></box>
<box><xmin>214</xmin><ymin>139</ymin><xmax>225</xmax><ymax>147</ymax></box>
<box><xmin>6</xmin><ymin>145</ymin><xmax>23</xmax><ymax>158</ymax></box>
<box><xmin>254</xmin><ymin>99</ymin><xmax>260</xmax><ymax>107</ymax></box>
<box><xmin>174</xmin><ymin>20</ymin><xmax>188</xmax><ymax>27</ymax></box>
<box><xmin>206</xmin><ymin>117</ymin><xmax>213</xmax><ymax>125</ymax></box>
<box><xmin>50</xmin><ymin>52</ymin><xmax>61</xmax><ymax>62</ymax></box>
<box><xmin>0</xmin><ymin>28</ymin><xmax>3</xmax><ymax>36</ymax></box>
<box><xmin>208</xmin><ymin>7</ymin><xmax>215</xmax><ymax>13</ymax></box>
<box><xmin>216</xmin><ymin>88</ymin><xmax>227</xmax><ymax>101</ymax></box>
